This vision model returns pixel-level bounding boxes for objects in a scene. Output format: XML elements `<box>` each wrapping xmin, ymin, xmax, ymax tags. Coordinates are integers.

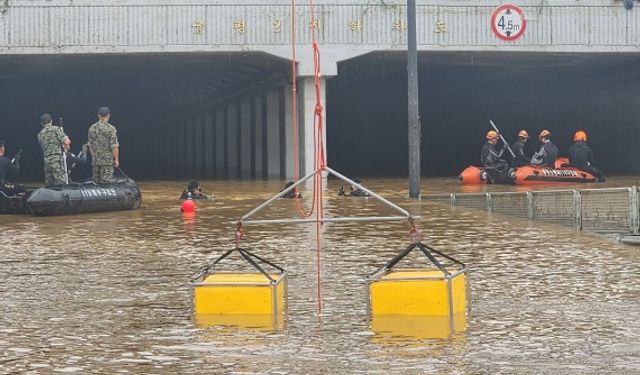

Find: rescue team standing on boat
<box><xmin>37</xmin><ymin>113</ymin><xmax>71</xmax><ymax>187</ymax></box>
<box><xmin>88</xmin><ymin>106</ymin><xmax>119</xmax><ymax>184</ymax></box>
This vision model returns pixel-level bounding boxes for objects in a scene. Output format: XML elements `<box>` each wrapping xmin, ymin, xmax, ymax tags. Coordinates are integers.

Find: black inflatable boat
<box><xmin>0</xmin><ymin>177</ymin><xmax>142</xmax><ymax>216</ymax></box>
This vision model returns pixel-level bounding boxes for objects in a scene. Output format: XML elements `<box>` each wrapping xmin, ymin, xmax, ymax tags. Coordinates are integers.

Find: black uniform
<box><xmin>0</xmin><ymin>156</ymin><xmax>19</xmax><ymax>182</ymax></box>
<box><xmin>569</xmin><ymin>141</ymin><xmax>605</xmax><ymax>182</ymax></box>
<box><xmin>532</xmin><ymin>141</ymin><xmax>558</xmax><ymax>167</ymax></box>
<box><xmin>510</xmin><ymin>139</ymin><xmax>530</xmax><ymax>167</ymax></box>
<box><xmin>180</xmin><ymin>190</ymin><xmax>209</xmax><ymax>200</ymax></box>
<box><xmin>338</xmin><ymin>186</ymin><xmax>370</xmax><ymax>197</ymax></box>
<box><xmin>480</xmin><ymin>142</ymin><xmax>512</xmax><ymax>183</ymax></box>
<box><xmin>281</xmin><ymin>181</ymin><xmax>301</xmax><ymax>198</ymax></box>
<box><xmin>281</xmin><ymin>190</ymin><xmax>301</xmax><ymax>199</ymax></box>
<box><xmin>0</xmin><ymin>155</ymin><xmax>24</xmax><ymax>196</ymax></box>
<box><xmin>481</xmin><ymin>142</ymin><xmax>510</xmax><ymax>167</ymax></box>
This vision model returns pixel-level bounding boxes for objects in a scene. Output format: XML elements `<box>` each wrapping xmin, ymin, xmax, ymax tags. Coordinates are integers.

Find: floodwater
<box><xmin>1</xmin><ymin>178</ymin><xmax>639</xmax><ymax>374</ymax></box>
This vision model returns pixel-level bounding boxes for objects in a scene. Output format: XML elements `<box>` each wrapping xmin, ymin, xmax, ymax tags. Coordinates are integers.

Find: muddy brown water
<box><xmin>1</xmin><ymin>178</ymin><xmax>639</xmax><ymax>374</ymax></box>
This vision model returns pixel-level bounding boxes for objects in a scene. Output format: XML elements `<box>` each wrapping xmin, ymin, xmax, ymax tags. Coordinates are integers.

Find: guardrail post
<box><xmin>451</xmin><ymin>193</ymin><xmax>456</xmax><ymax>207</ymax></box>
<box><xmin>527</xmin><ymin>191</ymin><xmax>534</xmax><ymax>220</ymax></box>
<box><xmin>630</xmin><ymin>187</ymin><xmax>639</xmax><ymax>235</ymax></box>
<box><xmin>573</xmin><ymin>190</ymin><xmax>582</xmax><ymax>230</ymax></box>
<box><xmin>486</xmin><ymin>193</ymin><xmax>492</xmax><ymax>213</ymax></box>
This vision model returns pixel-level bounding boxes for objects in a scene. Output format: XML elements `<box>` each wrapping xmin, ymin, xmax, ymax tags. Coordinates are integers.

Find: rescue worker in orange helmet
<box><xmin>531</xmin><ymin>129</ymin><xmax>558</xmax><ymax>167</ymax></box>
<box><xmin>568</xmin><ymin>130</ymin><xmax>605</xmax><ymax>182</ymax></box>
<box><xmin>480</xmin><ymin>130</ymin><xmax>511</xmax><ymax>182</ymax></box>
<box><xmin>510</xmin><ymin>129</ymin><xmax>531</xmax><ymax>167</ymax></box>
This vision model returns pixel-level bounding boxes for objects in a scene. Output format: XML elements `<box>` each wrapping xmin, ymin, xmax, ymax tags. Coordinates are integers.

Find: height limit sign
<box><xmin>491</xmin><ymin>4</ymin><xmax>527</xmax><ymax>41</ymax></box>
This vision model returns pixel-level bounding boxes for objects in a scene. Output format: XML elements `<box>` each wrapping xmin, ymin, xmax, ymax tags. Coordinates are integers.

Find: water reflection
<box><xmin>0</xmin><ymin>178</ymin><xmax>638</xmax><ymax>373</ymax></box>
<box><xmin>195</xmin><ymin>314</ymin><xmax>285</xmax><ymax>331</ymax></box>
<box><xmin>370</xmin><ymin>314</ymin><xmax>467</xmax><ymax>340</ymax></box>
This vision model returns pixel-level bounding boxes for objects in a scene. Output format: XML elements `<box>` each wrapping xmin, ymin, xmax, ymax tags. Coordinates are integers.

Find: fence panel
<box><xmin>489</xmin><ymin>192</ymin><xmax>529</xmax><ymax>218</ymax></box>
<box><xmin>530</xmin><ymin>190</ymin><xmax>576</xmax><ymax>226</ymax></box>
<box><xmin>425</xmin><ymin>194</ymin><xmax>453</xmax><ymax>205</ymax></box>
<box><xmin>580</xmin><ymin>188</ymin><xmax>633</xmax><ymax>233</ymax></box>
<box><xmin>423</xmin><ymin>187</ymin><xmax>640</xmax><ymax>235</ymax></box>
<box><xmin>453</xmin><ymin>193</ymin><xmax>488</xmax><ymax>210</ymax></box>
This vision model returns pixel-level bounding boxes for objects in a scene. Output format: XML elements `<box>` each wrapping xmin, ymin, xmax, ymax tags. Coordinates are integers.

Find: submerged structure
<box><xmin>0</xmin><ymin>0</ymin><xmax>638</xmax><ymax>180</ymax></box>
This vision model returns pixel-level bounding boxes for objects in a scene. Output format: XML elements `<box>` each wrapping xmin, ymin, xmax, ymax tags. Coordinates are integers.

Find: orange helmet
<box><xmin>486</xmin><ymin>130</ymin><xmax>499</xmax><ymax>140</ymax></box>
<box><xmin>517</xmin><ymin>130</ymin><xmax>529</xmax><ymax>139</ymax></box>
<box><xmin>574</xmin><ymin>130</ymin><xmax>587</xmax><ymax>142</ymax></box>
<box><xmin>538</xmin><ymin>129</ymin><xmax>551</xmax><ymax>139</ymax></box>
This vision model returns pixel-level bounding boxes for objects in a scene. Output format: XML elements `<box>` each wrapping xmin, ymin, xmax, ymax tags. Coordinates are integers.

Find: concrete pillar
<box><xmin>283</xmin><ymin>85</ymin><xmax>294</xmax><ymax>179</ymax></box>
<box><xmin>194</xmin><ymin>116</ymin><xmax>204</xmax><ymax>178</ymax></box>
<box><xmin>227</xmin><ymin>104</ymin><xmax>239</xmax><ymax>179</ymax></box>
<box><xmin>204</xmin><ymin>113</ymin><xmax>215</xmax><ymax>179</ymax></box>
<box><xmin>215</xmin><ymin>109</ymin><xmax>225</xmax><ymax>179</ymax></box>
<box><xmin>253</xmin><ymin>96</ymin><xmax>263</xmax><ymax>179</ymax></box>
<box><xmin>266</xmin><ymin>91</ymin><xmax>281</xmax><ymax>179</ymax></box>
<box><xmin>300</xmin><ymin>76</ymin><xmax>327</xmax><ymax>176</ymax></box>
<box><xmin>240</xmin><ymin>100</ymin><xmax>252</xmax><ymax>179</ymax></box>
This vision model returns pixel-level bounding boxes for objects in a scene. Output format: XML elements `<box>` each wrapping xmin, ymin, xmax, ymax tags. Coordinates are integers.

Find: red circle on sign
<box><xmin>491</xmin><ymin>4</ymin><xmax>527</xmax><ymax>42</ymax></box>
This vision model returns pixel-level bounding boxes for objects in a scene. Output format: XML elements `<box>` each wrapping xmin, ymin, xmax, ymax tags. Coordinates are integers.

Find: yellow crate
<box><xmin>369</xmin><ymin>269</ymin><xmax>466</xmax><ymax>316</ymax></box>
<box><xmin>192</xmin><ymin>272</ymin><xmax>286</xmax><ymax>316</ymax></box>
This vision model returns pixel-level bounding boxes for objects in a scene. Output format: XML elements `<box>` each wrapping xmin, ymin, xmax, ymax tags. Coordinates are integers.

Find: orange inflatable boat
<box><xmin>459</xmin><ymin>158</ymin><xmax>597</xmax><ymax>185</ymax></box>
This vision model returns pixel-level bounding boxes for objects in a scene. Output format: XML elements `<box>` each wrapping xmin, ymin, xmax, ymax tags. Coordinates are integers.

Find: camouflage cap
<box><xmin>98</xmin><ymin>106</ymin><xmax>111</xmax><ymax>117</ymax></box>
<box><xmin>40</xmin><ymin>113</ymin><xmax>52</xmax><ymax>125</ymax></box>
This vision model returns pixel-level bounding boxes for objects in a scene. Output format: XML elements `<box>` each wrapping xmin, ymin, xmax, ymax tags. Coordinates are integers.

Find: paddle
<box><xmin>60</xmin><ymin>117</ymin><xmax>70</xmax><ymax>184</ymax></box>
<box><xmin>116</xmin><ymin>166</ymin><xmax>130</xmax><ymax>180</ymax></box>
<box><xmin>489</xmin><ymin>120</ymin><xmax>516</xmax><ymax>159</ymax></box>
<box><xmin>10</xmin><ymin>149</ymin><xmax>22</xmax><ymax>164</ymax></box>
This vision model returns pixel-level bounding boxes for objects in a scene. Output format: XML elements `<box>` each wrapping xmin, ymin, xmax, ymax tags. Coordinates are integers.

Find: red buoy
<box><xmin>181</xmin><ymin>199</ymin><xmax>196</xmax><ymax>213</ymax></box>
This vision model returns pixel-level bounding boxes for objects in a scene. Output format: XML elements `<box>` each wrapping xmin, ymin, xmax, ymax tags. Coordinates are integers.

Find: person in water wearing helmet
<box><xmin>339</xmin><ymin>178</ymin><xmax>370</xmax><ymax>197</ymax></box>
<box><xmin>568</xmin><ymin>130</ymin><xmax>605</xmax><ymax>182</ymax></box>
<box><xmin>510</xmin><ymin>130</ymin><xmax>531</xmax><ymax>167</ymax></box>
<box><xmin>531</xmin><ymin>129</ymin><xmax>558</xmax><ymax>167</ymax></box>
<box><xmin>180</xmin><ymin>180</ymin><xmax>209</xmax><ymax>199</ymax></box>
<box><xmin>281</xmin><ymin>181</ymin><xmax>301</xmax><ymax>198</ymax></box>
<box><xmin>480</xmin><ymin>130</ymin><xmax>512</xmax><ymax>182</ymax></box>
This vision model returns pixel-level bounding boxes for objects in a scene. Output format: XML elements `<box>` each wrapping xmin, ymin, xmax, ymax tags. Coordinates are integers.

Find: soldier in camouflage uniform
<box><xmin>37</xmin><ymin>113</ymin><xmax>71</xmax><ymax>186</ymax></box>
<box><xmin>88</xmin><ymin>106</ymin><xmax>119</xmax><ymax>184</ymax></box>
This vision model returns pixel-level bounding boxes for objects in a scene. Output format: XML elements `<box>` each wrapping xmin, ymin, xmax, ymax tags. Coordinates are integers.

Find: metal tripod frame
<box><xmin>240</xmin><ymin>166</ymin><xmax>416</xmax><ymax>226</ymax></box>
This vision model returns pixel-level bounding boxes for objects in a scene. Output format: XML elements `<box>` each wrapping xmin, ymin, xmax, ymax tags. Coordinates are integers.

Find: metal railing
<box><xmin>423</xmin><ymin>187</ymin><xmax>640</xmax><ymax>235</ymax></box>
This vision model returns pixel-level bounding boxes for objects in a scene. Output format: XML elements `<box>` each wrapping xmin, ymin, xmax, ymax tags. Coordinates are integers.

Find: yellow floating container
<box><xmin>192</xmin><ymin>272</ymin><xmax>287</xmax><ymax>317</ymax></box>
<box><xmin>369</xmin><ymin>269</ymin><xmax>467</xmax><ymax>316</ymax></box>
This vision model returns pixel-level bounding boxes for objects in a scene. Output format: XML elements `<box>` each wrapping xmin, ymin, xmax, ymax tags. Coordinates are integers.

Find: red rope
<box><xmin>289</xmin><ymin>0</ymin><xmax>325</xmax><ymax>314</ymax></box>
<box><xmin>234</xmin><ymin>221</ymin><xmax>244</xmax><ymax>249</ymax></box>
<box><xmin>291</xmin><ymin>0</ymin><xmax>320</xmax><ymax>220</ymax></box>
<box><xmin>409</xmin><ymin>217</ymin><xmax>422</xmax><ymax>244</ymax></box>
